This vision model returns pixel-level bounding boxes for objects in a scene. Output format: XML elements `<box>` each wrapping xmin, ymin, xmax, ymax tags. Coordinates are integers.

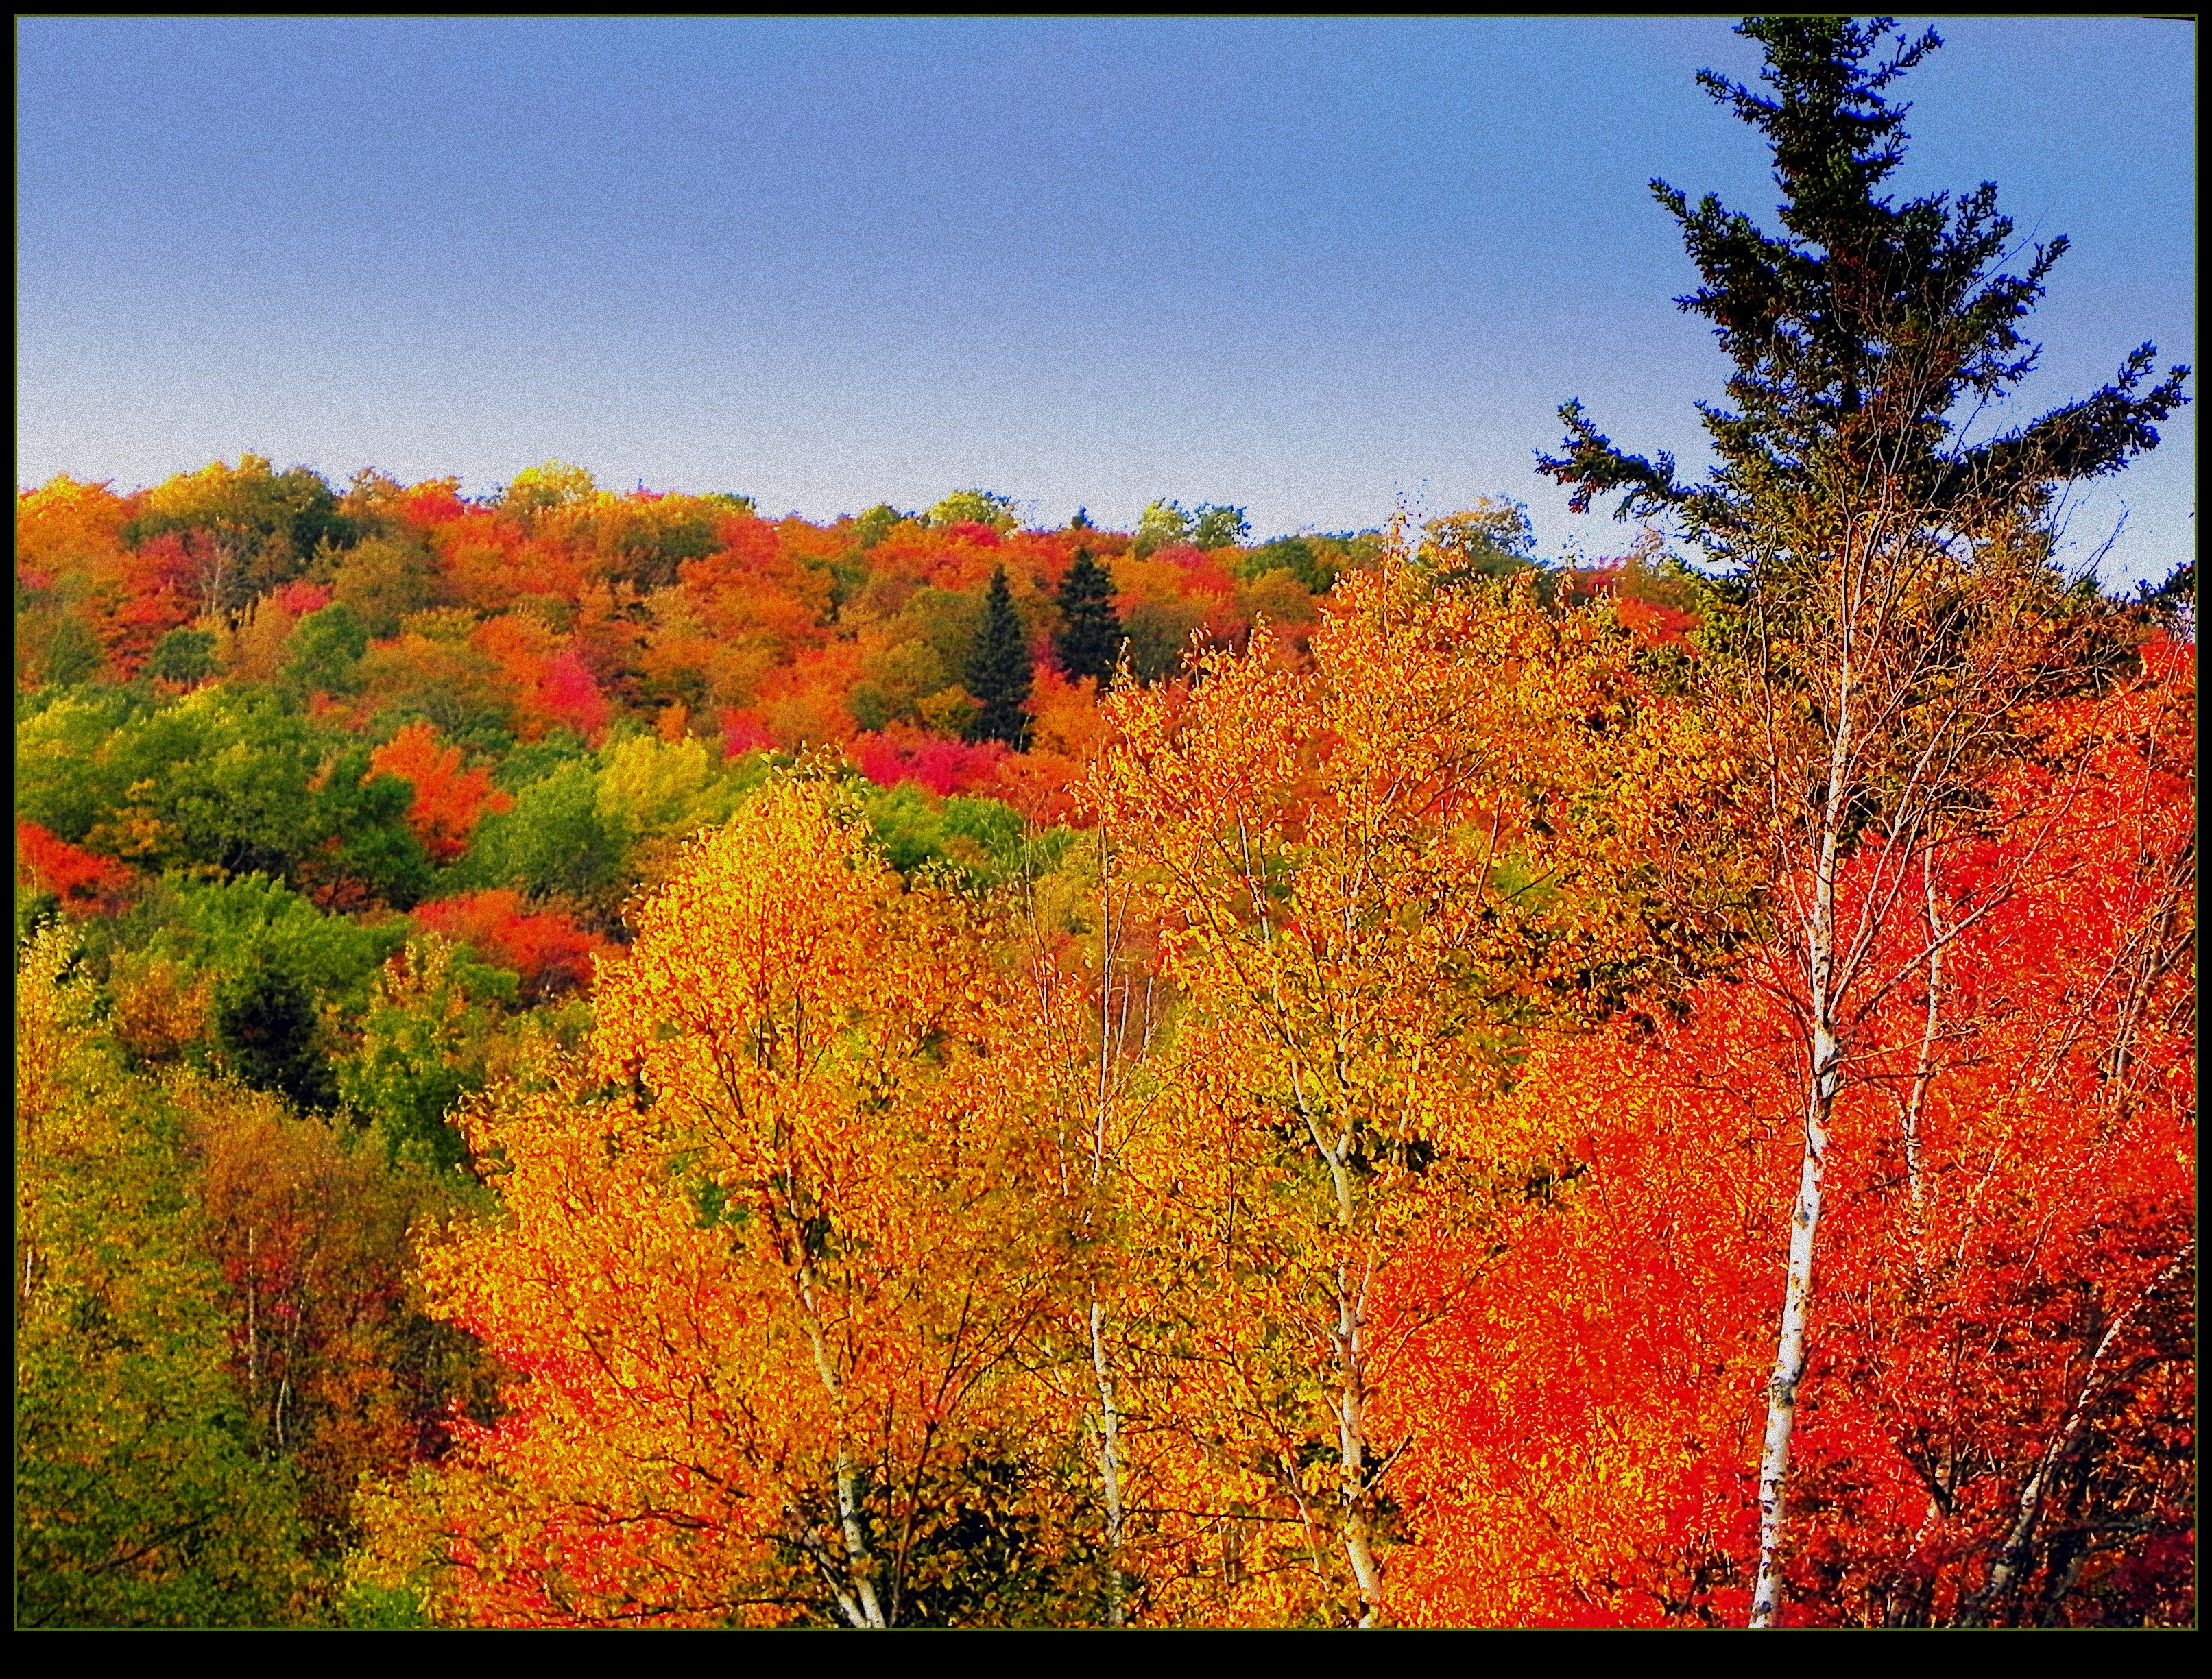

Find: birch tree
<box><xmin>1083</xmin><ymin>553</ymin><xmax>1733</xmax><ymax>1622</ymax></box>
<box><xmin>1538</xmin><ymin>15</ymin><xmax>2189</xmax><ymax>1626</ymax></box>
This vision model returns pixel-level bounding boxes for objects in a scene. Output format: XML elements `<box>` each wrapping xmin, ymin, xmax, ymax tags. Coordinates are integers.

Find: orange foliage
<box><xmin>16</xmin><ymin>475</ymin><xmax>133</xmax><ymax>590</ymax></box>
<box><xmin>368</xmin><ymin>723</ymin><xmax>514</xmax><ymax>865</ymax></box>
<box><xmin>372</xmin><ymin>784</ymin><xmax>1074</xmax><ymax>1626</ymax></box>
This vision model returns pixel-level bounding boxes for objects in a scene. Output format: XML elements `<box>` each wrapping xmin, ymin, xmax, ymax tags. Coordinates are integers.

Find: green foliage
<box><xmin>488</xmin><ymin>725</ymin><xmax>590</xmax><ymax>792</ymax></box>
<box><xmin>147</xmin><ymin>627</ymin><xmax>219</xmax><ymax>686</ymax></box>
<box><xmin>450</xmin><ymin>758</ymin><xmax>628</xmax><ymax>908</ymax></box>
<box><xmin>15</xmin><ymin>687</ymin><xmax>155</xmax><ymax>843</ymax></box>
<box><xmin>1053</xmin><ymin>548</ymin><xmax>1122</xmax><ymax>684</ymax></box>
<box><xmin>1120</xmin><ymin>595</ymin><xmax>1210</xmax><ymax>683</ymax></box>
<box><xmin>593</xmin><ymin>729</ymin><xmax>744</xmax><ymax>842</ymax></box>
<box><xmin>1240</xmin><ymin>531</ymin><xmax>1380</xmax><ymax>595</ymax></box>
<box><xmin>850</xmin><ymin>638</ymin><xmax>957</xmax><ymax>733</ymax></box>
<box><xmin>1135</xmin><ymin>499</ymin><xmax>1248</xmax><ymax>556</ymax></box>
<box><xmin>1190</xmin><ymin>503</ymin><xmax>1251</xmax><ymax>550</ymax></box>
<box><xmin>498</xmin><ymin>459</ymin><xmax>595</xmax><ymax>516</ymax></box>
<box><xmin>1539</xmin><ymin>16</ymin><xmax>2191</xmax><ymax>571</ymax></box>
<box><xmin>965</xmin><ymin>566</ymin><xmax>1033</xmax><ymax>748</ymax></box>
<box><xmin>854</xmin><ymin>503</ymin><xmax>911</xmax><ymax>550</ymax></box>
<box><xmin>337</xmin><ymin>938</ymin><xmax>498</xmax><ymax>1171</ymax></box>
<box><xmin>15</xmin><ymin>686</ymin><xmax>431</xmax><ymax>903</ymax></box>
<box><xmin>282</xmin><ymin>603</ymin><xmax>370</xmax><ymax>696</ymax></box>
<box><xmin>572</xmin><ymin>493</ymin><xmax>726</xmax><ymax>591</ymax></box>
<box><xmin>16</xmin><ymin>930</ymin><xmax>316</xmax><ymax>1627</ymax></box>
<box><xmin>1419</xmin><ymin>500</ymin><xmax>1541</xmax><ymax>588</ymax></box>
<box><xmin>322</xmin><ymin>536</ymin><xmax>446</xmax><ymax>640</ymax></box>
<box><xmin>1133</xmin><ymin>498</ymin><xmax>1191</xmax><ymax>557</ymax></box>
<box><xmin>358</xmin><ymin>628</ymin><xmax>515</xmax><ymax>754</ymax></box>
<box><xmin>23</xmin><ymin>610</ymin><xmax>107</xmax><ymax>688</ymax></box>
<box><xmin>305</xmin><ymin>747</ymin><xmax>436</xmax><ymax>909</ymax></box>
<box><xmin>859</xmin><ymin>786</ymin><xmax>1055</xmax><ymax>891</ymax></box>
<box><xmin>158</xmin><ymin>871</ymin><xmax>407</xmax><ymax>1013</ymax></box>
<box><xmin>213</xmin><ymin>961</ymin><xmax>337</xmax><ymax>1111</ymax></box>
<box><xmin>927</xmin><ymin>489</ymin><xmax>1020</xmax><ymax>532</ymax></box>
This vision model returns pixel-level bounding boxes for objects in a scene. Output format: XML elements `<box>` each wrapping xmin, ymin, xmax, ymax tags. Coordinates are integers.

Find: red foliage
<box><xmin>398</xmin><ymin>478</ymin><xmax>472</xmax><ymax>529</ymax></box>
<box><xmin>1380</xmin><ymin>651</ymin><xmax>2196</xmax><ymax>1628</ymax></box>
<box><xmin>718</xmin><ymin>708</ymin><xmax>776</xmax><ymax>760</ymax></box>
<box><xmin>16</xmin><ymin>819</ymin><xmax>134</xmax><ymax>914</ymax></box>
<box><xmin>532</xmin><ymin>647</ymin><xmax>611</xmax><ymax>742</ymax></box>
<box><xmin>275</xmin><ymin>579</ymin><xmax>334</xmax><ymax>616</ymax></box>
<box><xmin>414</xmin><ymin>889</ymin><xmax>612</xmax><ymax>1002</ymax></box>
<box><xmin>97</xmin><ymin>531</ymin><xmax>202</xmax><ymax>676</ymax></box>
<box><xmin>852</xmin><ymin>727</ymin><xmax>1008</xmax><ymax>798</ymax></box>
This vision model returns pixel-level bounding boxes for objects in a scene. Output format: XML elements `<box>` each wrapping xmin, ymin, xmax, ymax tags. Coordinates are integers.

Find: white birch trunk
<box><xmin>1750</xmin><ymin>625</ymin><xmax>1855</xmax><ymax>1628</ymax></box>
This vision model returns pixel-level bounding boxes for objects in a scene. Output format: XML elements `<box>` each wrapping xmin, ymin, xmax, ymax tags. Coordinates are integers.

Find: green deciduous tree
<box><xmin>928</xmin><ymin>488</ymin><xmax>1020</xmax><ymax>533</ymax></box>
<box><xmin>16</xmin><ymin>929</ymin><xmax>315</xmax><ymax>1626</ymax></box>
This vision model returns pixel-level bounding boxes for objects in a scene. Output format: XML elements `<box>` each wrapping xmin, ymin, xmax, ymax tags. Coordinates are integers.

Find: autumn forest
<box><xmin>14</xmin><ymin>20</ymin><xmax>2195</xmax><ymax>1628</ymax></box>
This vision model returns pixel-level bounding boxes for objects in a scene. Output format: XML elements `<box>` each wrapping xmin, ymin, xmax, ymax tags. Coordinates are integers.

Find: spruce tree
<box><xmin>965</xmin><ymin>566</ymin><xmax>1033</xmax><ymax>748</ymax></box>
<box><xmin>1053</xmin><ymin>548</ymin><xmax>1122</xmax><ymax>685</ymax></box>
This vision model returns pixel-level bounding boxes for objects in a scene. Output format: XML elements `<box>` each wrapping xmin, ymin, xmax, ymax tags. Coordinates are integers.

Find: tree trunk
<box><xmin>1750</xmin><ymin>643</ymin><xmax>1854</xmax><ymax>1628</ymax></box>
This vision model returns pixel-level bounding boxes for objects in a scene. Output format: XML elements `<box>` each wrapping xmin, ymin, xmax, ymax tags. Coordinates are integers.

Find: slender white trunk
<box><xmin>795</xmin><ymin>1255</ymin><xmax>887</xmax><ymax>1628</ymax></box>
<box><xmin>1089</xmin><ymin>1295</ymin><xmax>1127</xmax><ymax>1626</ymax></box>
<box><xmin>1335</xmin><ymin>1264</ymin><xmax>1384</xmax><ymax>1624</ymax></box>
<box><xmin>1749</xmin><ymin>1027</ymin><xmax>1839</xmax><ymax>1626</ymax></box>
<box><xmin>1089</xmin><ymin>838</ymin><xmax>1128</xmax><ymax>1626</ymax></box>
<box><xmin>1751</xmin><ymin>633</ymin><xmax>1854</xmax><ymax>1628</ymax></box>
<box><xmin>1293</xmin><ymin>1067</ymin><xmax>1383</xmax><ymax>1624</ymax></box>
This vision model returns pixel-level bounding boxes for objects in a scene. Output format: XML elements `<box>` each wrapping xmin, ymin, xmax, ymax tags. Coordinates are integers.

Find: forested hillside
<box><xmin>16</xmin><ymin>16</ymin><xmax>2193</xmax><ymax>1628</ymax></box>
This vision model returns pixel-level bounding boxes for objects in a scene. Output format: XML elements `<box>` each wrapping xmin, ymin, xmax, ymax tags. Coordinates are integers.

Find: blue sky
<box><xmin>17</xmin><ymin>16</ymin><xmax>2195</xmax><ymax>585</ymax></box>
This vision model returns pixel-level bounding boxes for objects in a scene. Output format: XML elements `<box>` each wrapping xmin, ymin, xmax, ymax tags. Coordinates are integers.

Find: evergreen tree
<box><xmin>1053</xmin><ymin>548</ymin><xmax>1123</xmax><ymax>685</ymax></box>
<box><xmin>1537</xmin><ymin>17</ymin><xmax>2187</xmax><ymax>561</ymax></box>
<box><xmin>965</xmin><ymin>566</ymin><xmax>1033</xmax><ymax>748</ymax></box>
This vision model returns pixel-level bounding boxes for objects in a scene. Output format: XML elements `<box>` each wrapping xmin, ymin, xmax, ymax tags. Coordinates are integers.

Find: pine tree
<box><xmin>1053</xmin><ymin>548</ymin><xmax>1122</xmax><ymax>685</ymax></box>
<box><xmin>1535</xmin><ymin>16</ymin><xmax>2189</xmax><ymax>1628</ymax></box>
<box><xmin>966</xmin><ymin>566</ymin><xmax>1033</xmax><ymax>748</ymax></box>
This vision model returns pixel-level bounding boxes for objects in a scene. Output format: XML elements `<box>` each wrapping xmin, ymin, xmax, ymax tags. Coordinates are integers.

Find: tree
<box><xmin>1132</xmin><ymin>500</ymin><xmax>1191</xmax><ymax>557</ymax></box>
<box><xmin>1053</xmin><ymin>548</ymin><xmax>1123</xmax><ymax>685</ymax></box>
<box><xmin>1535</xmin><ymin>16</ymin><xmax>2190</xmax><ymax>1626</ymax></box>
<box><xmin>496</xmin><ymin>460</ymin><xmax>596</xmax><ymax>518</ymax></box>
<box><xmin>1083</xmin><ymin>551</ymin><xmax>1736</xmax><ymax>1622</ymax></box>
<box><xmin>369</xmin><ymin>721</ymin><xmax>514</xmax><ymax>867</ymax></box>
<box><xmin>965</xmin><ymin>566</ymin><xmax>1034</xmax><ymax>749</ymax></box>
<box><xmin>123</xmin><ymin>455</ymin><xmax>353</xmax><ymax>620</ymax></box>
<box><xmin>146</xmin><ymin>627</ymin><xmax>219</xmax><ymax>687</ymax></box>
<box><xmin>16</xmin><ymin>928</ymin><xmax>315</xmax><ymax>1626</ymax></box>
<box><xmin>927</xmin><ymin>489</ymin><xmax>1020</xmax><ymax>533</ymax></box>
<box><xmin>1189</xmin><ymin>505</ymin><xmax>1250</xmax><ymax>550</ymax></box>
<box><xmin>365</xmin><ymin>782</ymin><xmax>1082</xmax><ymax>1626</ymax></box>
<box><xmin>281</xmin><ymin>602</ymin><xmax>369</xmax><ymax>697</ymax></box>
<box><xmin>1419</xmin><ymin>499</ymin><xmax>1539</xmax><ymax>588</ymax></box>
<box><xmin>213</xmin><ymin>961</ymin><xmax>337</xmax><ymax>1111</ymax></box>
